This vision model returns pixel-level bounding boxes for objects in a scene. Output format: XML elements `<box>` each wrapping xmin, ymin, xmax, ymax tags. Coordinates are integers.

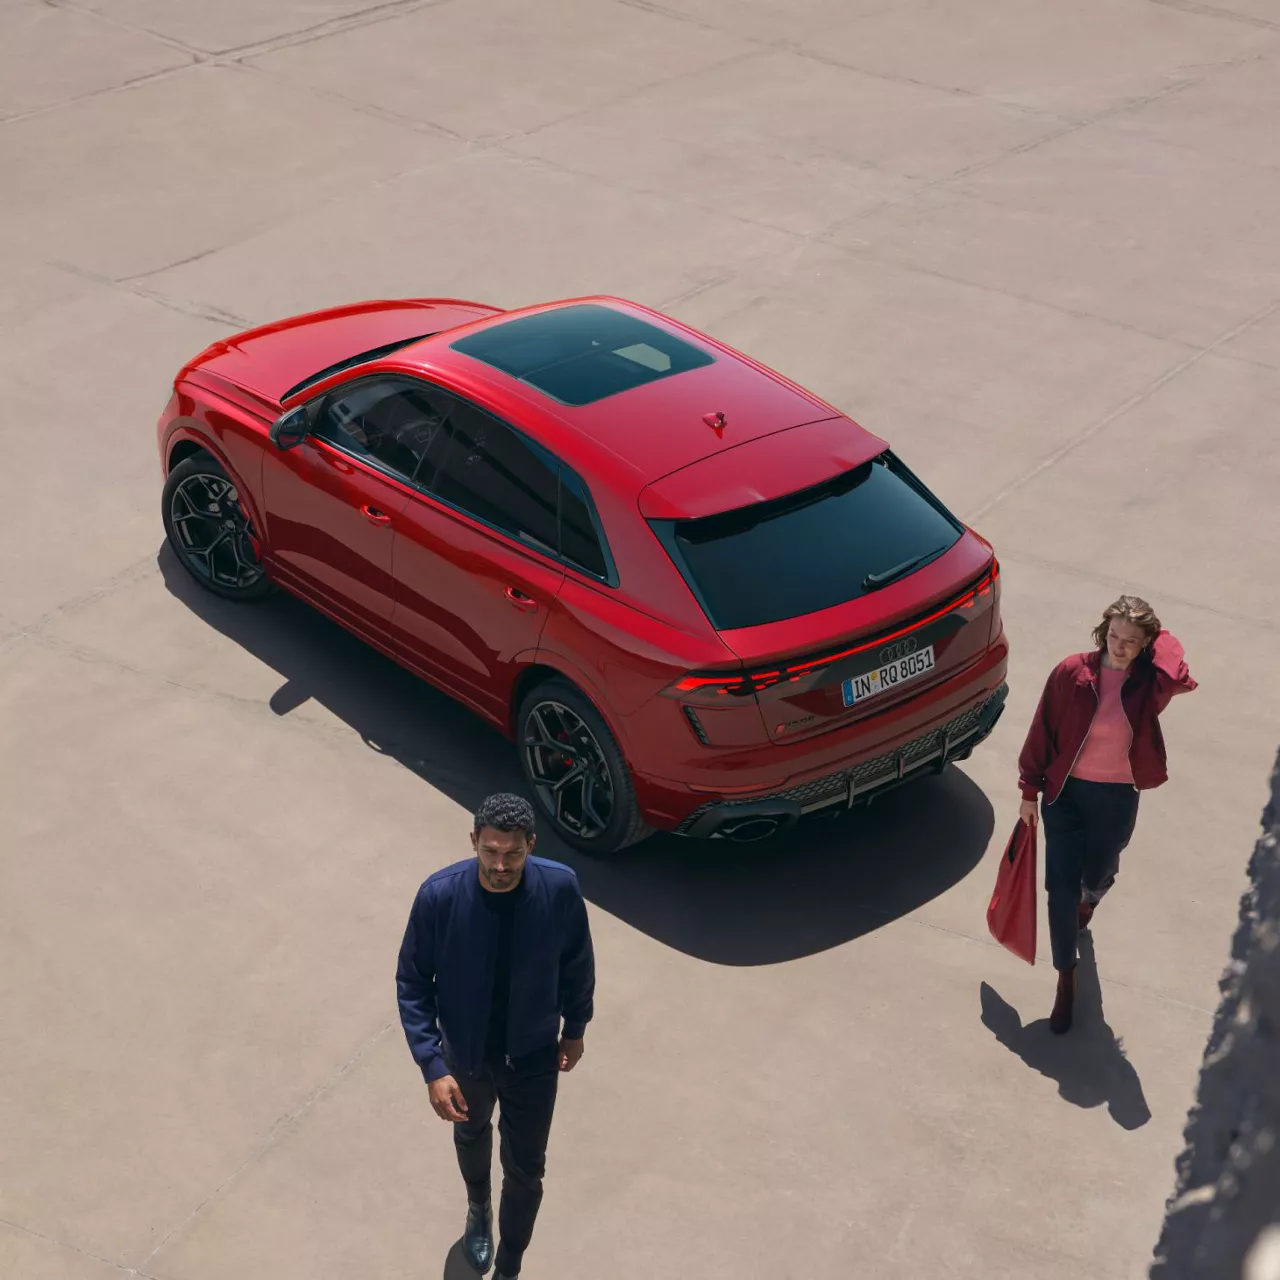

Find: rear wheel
<box><xmin>162</xmin><ymin>454</ymin><xmax>272</xmax><ymax>601</ymax></box>
<box><xmin>517</xmin><ymin>678</ymin><xmax>649</xmax><ymax>855</ymax></box>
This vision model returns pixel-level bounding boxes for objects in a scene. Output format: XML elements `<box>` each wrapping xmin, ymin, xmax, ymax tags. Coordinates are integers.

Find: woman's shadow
<box><xmin>979</xmin><ymin>931</ymin><xmax>1151</xmax><ymax>1130</ymax></box>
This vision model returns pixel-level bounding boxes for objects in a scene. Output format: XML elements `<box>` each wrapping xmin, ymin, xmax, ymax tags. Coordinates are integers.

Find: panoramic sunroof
<box><xmin>450</xmin><ymin>303</ymin><xmax>715</xmax><ymax>405</ymax></box>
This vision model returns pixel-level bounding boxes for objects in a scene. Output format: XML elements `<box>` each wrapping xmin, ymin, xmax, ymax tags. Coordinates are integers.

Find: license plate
<box><xmin>841</xmin><ymin>645</ymin><xmax>936</xmax><ymax>707</ymax></box>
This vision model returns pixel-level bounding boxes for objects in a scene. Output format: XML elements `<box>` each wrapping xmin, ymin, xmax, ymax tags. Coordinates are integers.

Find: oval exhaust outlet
<box><xmin>719</xmin><ymin>816</ymin><xmax>780</xmax><ymax>842</ymax></box>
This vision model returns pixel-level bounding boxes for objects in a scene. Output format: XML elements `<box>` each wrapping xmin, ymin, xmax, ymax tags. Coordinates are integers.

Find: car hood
<box><xmin>180</xmin><ymin>298</ymin><xmax>502</xmax><ymax>405</ymax></box>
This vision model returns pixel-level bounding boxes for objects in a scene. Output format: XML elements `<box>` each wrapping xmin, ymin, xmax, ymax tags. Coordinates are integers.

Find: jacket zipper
<box><xmin>1050</xmin><ymin>678</ymin><xmax>1100</xmax><ymax>805</ymax></box>
<box><xmin>501</xmin><ymin>890</ymin><xmax>524</xmax><ymax>1072</ymax></box>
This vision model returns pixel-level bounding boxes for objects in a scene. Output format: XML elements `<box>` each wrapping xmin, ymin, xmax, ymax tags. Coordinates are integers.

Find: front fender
<box><xmin>165</xmin><ymin>425</ymin><xmax>269</xmax><ymax>543</ymax></box>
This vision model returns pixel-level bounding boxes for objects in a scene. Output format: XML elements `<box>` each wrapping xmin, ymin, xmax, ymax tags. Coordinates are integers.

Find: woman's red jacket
<box><xmin>1017</xmin><ymin>630</ymin><xmax>1197</xmax><ymax>804</ymax></box>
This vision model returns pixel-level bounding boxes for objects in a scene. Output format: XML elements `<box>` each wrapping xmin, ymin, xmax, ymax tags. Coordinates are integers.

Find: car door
<box><xmin>389</xmin><ymin>395</ymin><xmax>567</xmax><ymax>725</ymax></box>
<box><xmin>260</xmin><ymin>376</ymin><xmax>447</xmax><ymax>642</ymax></box>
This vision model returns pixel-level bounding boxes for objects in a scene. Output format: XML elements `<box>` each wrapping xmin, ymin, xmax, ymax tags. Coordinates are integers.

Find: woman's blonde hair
<box><xmin>1092</xmin><ymin>594</ymin><xmax>1161</xmax><ymax>653</ymax></box>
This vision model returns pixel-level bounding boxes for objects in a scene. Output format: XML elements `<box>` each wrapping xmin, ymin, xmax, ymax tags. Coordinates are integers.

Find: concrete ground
<box><xmin>2</xmin><ymin>1</ymin><xmax>1278</xmax><ymax>1277</ymax></box>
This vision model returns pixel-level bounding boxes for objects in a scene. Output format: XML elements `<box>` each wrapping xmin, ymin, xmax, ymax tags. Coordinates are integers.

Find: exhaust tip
<box><xmin>718</xmin><ymin>816</ymin><xmax>782</xmax><ymax>842</ymax></box>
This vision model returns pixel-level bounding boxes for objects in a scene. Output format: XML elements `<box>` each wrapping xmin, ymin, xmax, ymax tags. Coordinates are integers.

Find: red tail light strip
<box><xmin>674</xmin><ymin>558</ymin><xmax>999</xmax><ymax>696</ymax></box>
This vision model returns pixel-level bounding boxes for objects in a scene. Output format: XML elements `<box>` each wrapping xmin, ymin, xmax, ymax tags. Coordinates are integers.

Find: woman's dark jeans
<box><xmin>1042</xmin><ymin>777</ymin><xmax>1140</xmax><ymax>972</ymax></box>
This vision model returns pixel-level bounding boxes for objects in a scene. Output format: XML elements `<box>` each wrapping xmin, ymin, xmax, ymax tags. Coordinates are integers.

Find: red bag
<box><xmin>987</xmin><ymin>818</ymin><xmax>1038</xmax><ymax>965</ymax></box>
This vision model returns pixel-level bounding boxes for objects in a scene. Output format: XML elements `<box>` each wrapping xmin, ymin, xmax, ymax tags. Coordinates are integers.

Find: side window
<box><xmin>313</xmin><ymin>378</ymin><xmax>454</xmax><ymax>481</ymax></box>
<box><xmin>559</xmin><ymin>471</ymin><xmax>608</xmax><ymax>579</ymax></box>
<box><xmin>427</xmin><ymin>401</ymin><xmax>560</xmax><ymax>552</ymax></box>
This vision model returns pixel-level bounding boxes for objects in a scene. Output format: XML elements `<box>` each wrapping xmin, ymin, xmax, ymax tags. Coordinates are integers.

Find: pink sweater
<box><xmin>1071</xmin><ymin>664</ymin><xmax>1135</xmax><ymax>784</ymax></box>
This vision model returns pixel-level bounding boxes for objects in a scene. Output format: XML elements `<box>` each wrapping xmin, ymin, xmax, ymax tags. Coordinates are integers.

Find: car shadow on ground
<box><xmin>979</xmin><ymin>931</ymin><xmax>1151</xmax><ymax>1130</ymax></box>
<box><xmin>160</xmin><ymin>547</ymin><xmax>996</xmax><ymax>966</ymax></box>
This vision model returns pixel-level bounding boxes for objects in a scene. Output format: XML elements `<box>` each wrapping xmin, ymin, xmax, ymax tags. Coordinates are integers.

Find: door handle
<box><xmin>505</xmin><ymin>586</ymin><xmax>538</xmax><ymax>612</ymax></box>
<box><xmin>360</xmin><ymin>504</ymin><xmax>392</xmax><ymax>525</ymax></box>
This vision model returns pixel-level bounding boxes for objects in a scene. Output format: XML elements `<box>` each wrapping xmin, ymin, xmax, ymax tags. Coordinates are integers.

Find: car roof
<box><xmin>381</xmin><ymin>296</ymin><xmax>863</xmax><ymax>493</ymax></box>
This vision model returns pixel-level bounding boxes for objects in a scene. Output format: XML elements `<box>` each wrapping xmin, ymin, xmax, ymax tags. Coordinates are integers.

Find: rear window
<box><xmin>653</xmin><ymin>454</ymin><xmax>963</xmax><ymax>630</ymax></box>
<box><xmin>558</xmin><ymin>471</ymin><xmax>609</xmax><ymax>579</ymax></box>
<box><xmin>450</xmin><ymin>303</ymin><xmax>714</xmax><ymax>405</ymax></box>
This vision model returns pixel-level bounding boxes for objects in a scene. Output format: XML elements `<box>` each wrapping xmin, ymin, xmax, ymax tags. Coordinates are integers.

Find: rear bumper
<box><xmin>664</xmin><ymin>682</ymin><xmax>1007</xmax><ymax>840</ymax></box>
<box><xmin>629</xmin><ymin>633</ymin><xmax>1007</xmax><ymax>830</ymax></box>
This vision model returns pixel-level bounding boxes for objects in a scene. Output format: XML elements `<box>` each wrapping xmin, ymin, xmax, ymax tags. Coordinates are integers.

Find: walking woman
<box><xmin>1017</xmin><ymin>595</ymin><xmax>1196</xmax><ymax>1034</ymax></box>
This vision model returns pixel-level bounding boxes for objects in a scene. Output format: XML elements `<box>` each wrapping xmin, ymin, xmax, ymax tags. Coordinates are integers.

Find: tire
<box><xmin>162</xmin><ymin>453</ymin><xmax>272</xmax><ymax>602</ymax></box>
<box><xmin>517</xmin><ymin>678</ymin><xmax>650</xmax><ymax>855</ymax></box>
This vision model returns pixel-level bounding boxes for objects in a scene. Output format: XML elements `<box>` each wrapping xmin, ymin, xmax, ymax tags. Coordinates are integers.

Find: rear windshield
<box><xmin>653</xmin><ymin>454</ymin><xmax>963</xmax><ymax>631</ymax></box>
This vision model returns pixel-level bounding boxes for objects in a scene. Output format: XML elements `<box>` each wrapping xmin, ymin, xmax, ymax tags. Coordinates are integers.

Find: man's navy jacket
<box><xmin>396</xmin><ymin>855</ymin><xmax>595</xmax><ymax>1082</ymax></box>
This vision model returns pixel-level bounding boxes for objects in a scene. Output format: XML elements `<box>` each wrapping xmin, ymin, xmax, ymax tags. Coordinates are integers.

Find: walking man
<box><xmin>396</xmin><ymin>793</ymin><xmax>595</xmax><ymax>1279</ymax></box>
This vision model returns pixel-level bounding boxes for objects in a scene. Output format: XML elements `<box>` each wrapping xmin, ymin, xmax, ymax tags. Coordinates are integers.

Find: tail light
<box><xmin>671</xmin><ymin>672</ymin><xmax>755</xmax><ymax>699</ymax></box>
<box><xmin>668</xmin><ymin>557</ymin><xmax>1000</xmax><ymax>699</ymax></box>
<box><xmin>957</xmin><ymin>556</ymin><xmax>999</xmax><ymax>613</ymax></box>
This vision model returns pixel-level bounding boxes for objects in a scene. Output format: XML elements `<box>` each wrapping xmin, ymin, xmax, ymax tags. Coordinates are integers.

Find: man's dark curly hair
<box><xmin>474</xmin><ymin>792</ymin><xmax>536</xmax><ymax>841</ymax></box>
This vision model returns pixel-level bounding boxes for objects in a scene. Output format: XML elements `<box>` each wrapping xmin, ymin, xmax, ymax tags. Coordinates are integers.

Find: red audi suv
<box><xmin>157</xmin><ymin>296</ymin><xmax>1008</xmax><ymax>852</ymax></box>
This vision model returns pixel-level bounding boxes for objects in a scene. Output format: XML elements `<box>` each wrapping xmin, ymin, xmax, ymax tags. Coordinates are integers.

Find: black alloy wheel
<box><xmin>518</xmin><ymin>679</ymin><xmax>649</xmax><ymax>854</ymax></box>
<box><xmin>162</xmin><ymin>454</ymin><xmax>272</xmax><ymax>601</ymax></box>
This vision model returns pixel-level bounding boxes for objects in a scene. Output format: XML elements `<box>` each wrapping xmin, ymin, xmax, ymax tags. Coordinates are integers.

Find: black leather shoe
<box><xmin>494</xmin><ymin>1272</ymin><xmax>518</xmax><ymax>1279</ymax></box>
<box><xmin>463</xmin><ymin>1200</ymin><xmax>493</xmax><ymax>1273</ymax></box>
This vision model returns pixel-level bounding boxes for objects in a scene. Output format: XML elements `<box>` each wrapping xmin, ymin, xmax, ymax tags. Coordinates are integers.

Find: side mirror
<box><xmin>270</xmin><ymin>406</ymin><xmax>309</xmax><ymax>450</ymax></box>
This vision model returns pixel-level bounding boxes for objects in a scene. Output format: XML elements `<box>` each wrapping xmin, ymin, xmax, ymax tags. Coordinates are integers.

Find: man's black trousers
<box><xmin>449</xmin><ymin>1045</ymin><xmax>559</xmax><ymax>1276</ymax></box>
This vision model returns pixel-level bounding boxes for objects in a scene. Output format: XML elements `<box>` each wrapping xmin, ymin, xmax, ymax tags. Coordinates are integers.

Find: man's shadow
<box><xmin>442</xmin><ymin>1241</ymin><xmax>475</xmax><ymax>1280</ymax></box>
<box><xmin>979</xmin><ymin>931</ymin><xmax>1151</xmax><ymax>1130</ymax></box>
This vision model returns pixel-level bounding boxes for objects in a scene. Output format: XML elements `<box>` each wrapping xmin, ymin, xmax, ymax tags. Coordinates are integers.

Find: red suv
<box><xmin>157</xmin><ymin>296</ymin><xmax>1008</xmax><ymax>852</ymax></box>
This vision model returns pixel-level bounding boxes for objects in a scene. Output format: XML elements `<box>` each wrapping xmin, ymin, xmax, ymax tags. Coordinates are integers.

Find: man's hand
<box><xmin>557</xmin><ymin>1037</ymin><xmax>584</xmax><ymax>1073</ymax></box>
<box><xmin>1019</xmin><ymin>798</ymin><xmax>1039</xmax><ymax>828</ymax></box>
<box><xmin>428</xmin><ymin>1074</ymin><xmax>469</xmax><ymax>1122</ymax></box>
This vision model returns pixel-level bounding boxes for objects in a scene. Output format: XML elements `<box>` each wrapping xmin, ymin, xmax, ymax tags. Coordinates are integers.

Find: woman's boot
<box><xmin>1050</xmin><ymin>968</ymin><xmax>1076</xmax><ymax>1035</ymax></box>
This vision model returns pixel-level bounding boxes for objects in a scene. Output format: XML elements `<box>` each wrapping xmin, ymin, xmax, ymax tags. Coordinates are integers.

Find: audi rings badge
<box><xmin>878</xmin><ymin>636</ymin><xmax>919</xmax><ymax>665</ymax></box>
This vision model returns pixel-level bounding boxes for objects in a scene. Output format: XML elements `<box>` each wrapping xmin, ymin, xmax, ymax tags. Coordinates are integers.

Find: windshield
<box><xmin>654</xmin><ymin>453</ymin><xmax>963</xmax><ymax>630</ymax></box>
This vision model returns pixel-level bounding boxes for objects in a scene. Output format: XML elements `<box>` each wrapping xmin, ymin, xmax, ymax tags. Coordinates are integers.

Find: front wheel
<box><xmin>162</xmin><ymin>453</ymin><xmax>272</xmax><ymax>601</ymax></box>
<box><xmin>517</xmin><ymin>679</ymin><xmax>650</xmax><ymax>855</ymax></box>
